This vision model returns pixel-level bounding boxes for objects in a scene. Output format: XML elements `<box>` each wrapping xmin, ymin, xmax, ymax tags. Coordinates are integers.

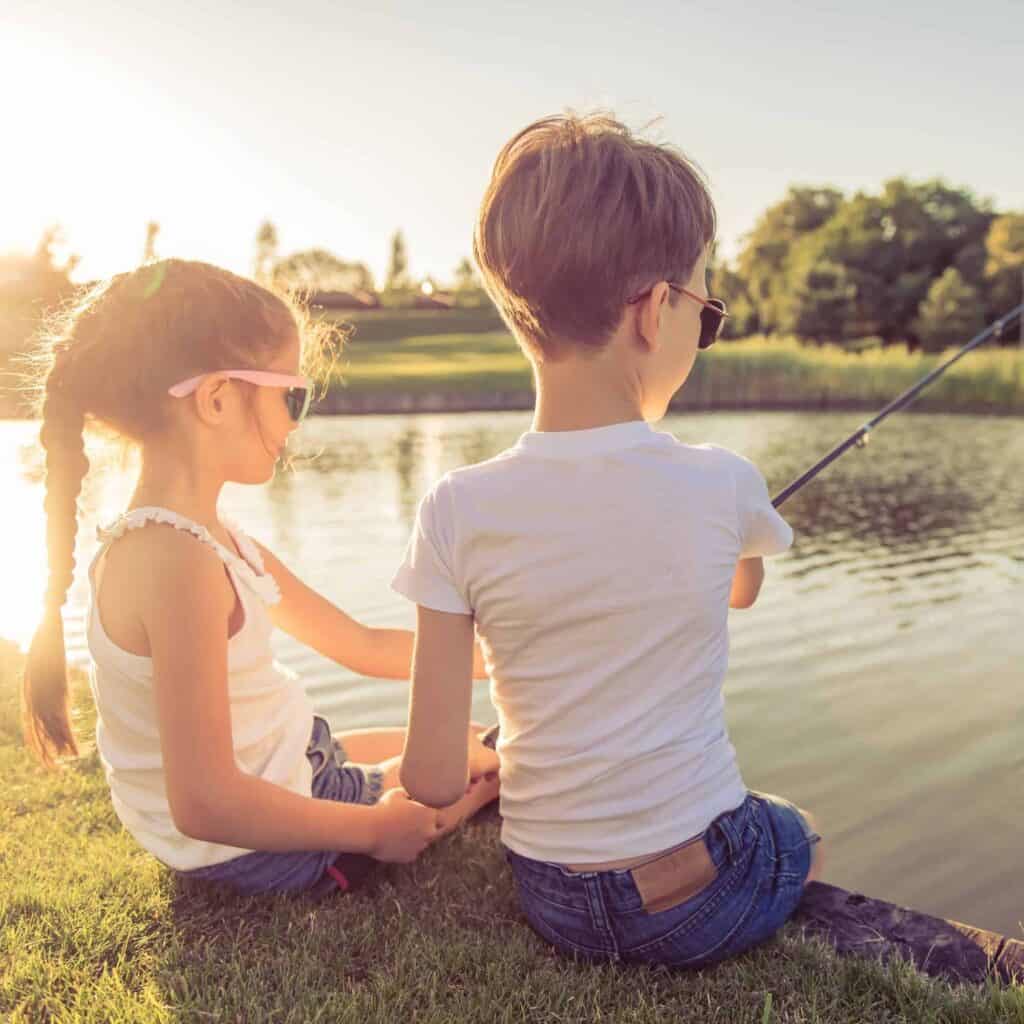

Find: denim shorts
<box><xmin>504</xmin><ymin>791</ymin><xmax>820</xmax><ymax>968</ymax></box>
<box><xmin>179</xmin><ymin>716</ymin><xmax>384</xmax><ymax>895</ymax></box>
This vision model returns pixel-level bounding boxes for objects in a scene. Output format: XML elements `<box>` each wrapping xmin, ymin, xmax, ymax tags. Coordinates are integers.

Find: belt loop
<box><xmin>582</xmin><ymin>875</ymin><xmax>620</xmax><ymax>959</ymax></box>
<box><xmin>714</xmin><ymin>810</ymin><xmax>741</xmax><ymax>865</ymax></box>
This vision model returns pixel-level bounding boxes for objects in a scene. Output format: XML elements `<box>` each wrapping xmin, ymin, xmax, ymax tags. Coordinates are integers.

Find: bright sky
<box><xmin>2</xmin><ymin>0</ymin><xmax>1021</xmax><ymax>286</ymax></box>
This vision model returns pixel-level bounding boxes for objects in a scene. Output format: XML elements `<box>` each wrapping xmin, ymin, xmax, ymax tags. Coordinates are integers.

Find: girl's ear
<box><xmin>634</xmin><ymin>281</ymin><xmax>670</xmax><ymax>354</ymax></box>
<box><xmin>194</xmin><ymin>375</ymin><xmax>229</xmax><ymax>426</ymax></box>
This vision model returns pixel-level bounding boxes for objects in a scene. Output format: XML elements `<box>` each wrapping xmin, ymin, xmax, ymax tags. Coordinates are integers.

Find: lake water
<box><xmin>1</xmin><ymin>411</ymin><xmax>1021</xmax><ymax>937</ymax></box>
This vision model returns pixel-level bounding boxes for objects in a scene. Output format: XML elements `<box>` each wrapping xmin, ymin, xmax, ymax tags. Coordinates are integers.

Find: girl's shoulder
<box><xmin>97</xmin><ymin>508</ymin><xmax>236</xmax><ymax>594</ymax></box>
<box><xmin>97</xmin><ymin>507</ymin><xmax>279</xmax><ymax>605</ymax></box>
<box><xmin>93</xmin><ymin>510</ymin><xmax>238</xmax><ymax>658</ymax></box>
<box><xmin>99</xmin><ymin>506</ymin><xmax>224</xmax><ymax>551</ymax></box>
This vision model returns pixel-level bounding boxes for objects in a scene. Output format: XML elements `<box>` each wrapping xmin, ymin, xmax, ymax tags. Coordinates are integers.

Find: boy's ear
<box><xmin>634</xmin><ymin>282</ymin><xmax>671</xmax><ymax>353</ymax></box>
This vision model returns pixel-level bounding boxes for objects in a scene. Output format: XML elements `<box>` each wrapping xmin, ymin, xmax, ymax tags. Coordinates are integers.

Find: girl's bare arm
<box><xmin>138</xmin><ymin>531</ymin><xmax>380</xmax><ymax>853</ymax></box>
<box><xmin>254</xmin><ymin>540</ymin><xmax>488</xmax><ymax>679</ymax></box>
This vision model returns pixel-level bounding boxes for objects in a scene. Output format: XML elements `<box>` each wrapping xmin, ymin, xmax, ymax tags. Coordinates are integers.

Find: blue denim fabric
<box><xmin>504</xmin><ymin>791</ymin><xmax>820</xmax><ymax>967</ymax></box>
<box><xmin>180</xmin><ymin>716</ymin><xmax>383</xmax><ymax>894</ymax></box>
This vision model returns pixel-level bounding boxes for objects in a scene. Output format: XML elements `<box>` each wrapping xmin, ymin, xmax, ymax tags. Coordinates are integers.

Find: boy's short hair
<box><xmin>473</xmin><ymin>111</ymin><xmax>716</xmax><ymax>361</ymax></box>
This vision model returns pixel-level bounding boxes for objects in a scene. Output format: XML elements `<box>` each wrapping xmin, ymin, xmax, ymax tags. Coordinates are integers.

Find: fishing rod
<box><xmin>771</xmin><ymin>302</ymin><xmax>1024</xmax><ymax>508</ymax></box>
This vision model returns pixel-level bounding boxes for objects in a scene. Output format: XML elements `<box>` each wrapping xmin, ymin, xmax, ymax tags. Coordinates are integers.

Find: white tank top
<box><xmin>86</xmin><ymin>506</ymin><xmax>315</xmax><ymax>871</ymax></box>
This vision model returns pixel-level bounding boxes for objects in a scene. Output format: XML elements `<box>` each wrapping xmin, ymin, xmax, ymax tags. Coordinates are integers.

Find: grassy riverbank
<box><xmin>2</xmin><ymin>329</ymin><xmax>1022</xmax><ymax>418</ymax></box>
<box><xmin>3</xmin><ymin>643</ymin><xmax>1022</xmax><ymax>1023</ymax></box>
<box><xmin>327</xmin><ymin>331</ymin><xmax>1024</xmax><ymax>414</ymax></box>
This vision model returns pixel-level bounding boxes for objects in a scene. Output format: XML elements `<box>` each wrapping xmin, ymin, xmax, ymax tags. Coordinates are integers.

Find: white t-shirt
<box><xmin>391</xmin><ymin>420</ymin><xmax>793</xmax><ymax>864</ymax></box>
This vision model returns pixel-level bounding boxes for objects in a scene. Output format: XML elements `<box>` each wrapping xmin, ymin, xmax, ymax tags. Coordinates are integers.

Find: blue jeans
<box><xmin>180</xmin><ymin>716</ymin><xmax>383</xmax><ymax>895</ymax></box>
<box><xmin>504</xmin><ymin>791</ymin><xmax>820</xmax><ymax>968</ymax></box>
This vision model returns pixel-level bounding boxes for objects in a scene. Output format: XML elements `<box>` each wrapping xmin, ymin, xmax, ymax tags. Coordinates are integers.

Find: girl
<box><xmin>22</xmin><ymin>259</ymin><xmax>500</xmax><ymax>896</ymax></box>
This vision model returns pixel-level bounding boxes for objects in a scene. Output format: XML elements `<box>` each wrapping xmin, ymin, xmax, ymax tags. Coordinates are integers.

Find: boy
<box><xmin>392</xmin><ymin>112</ymin><xmax>822</xmax><ymax>966</ymax></box>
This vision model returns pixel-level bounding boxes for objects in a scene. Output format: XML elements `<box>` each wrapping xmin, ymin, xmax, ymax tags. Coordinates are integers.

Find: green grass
<box><xmin>329</xmin><ymin>332</ymin><xmax>1024</xmax><ymax>413</ymax></box>
<box><xmin>680</xmin><ymin>337</ymin><xmax>1024</xmax><ymax>413</ymax></box>
<box><xmin>4</xmin><ymin>325</ymin><xmax>1022</xmax><ymax>418</ymax></box>
<box><xmin>2</xmin><ymin>642</ymin><xmax>1022</xmax><ymax>1022</ymax></box>
<box><xmin>324</xmin><ymin>307</ymin><xmax>505</xmax><ymax>344</ymax></box>
<box><xmin>333</xmin><ymin>331</ymin><xmax>532</xmax><ymax>394</ymax></box>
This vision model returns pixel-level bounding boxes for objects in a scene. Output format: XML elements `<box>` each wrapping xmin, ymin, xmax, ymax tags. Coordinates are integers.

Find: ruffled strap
<box><xmin>96</xmin><ymin>506</ymin><xmax>281</xmax><ymax>606</ymax></box>
<box><xmin>222</xmin><ymin>516</ymin><xmax>268</xmax><ymax>574</ymax></box>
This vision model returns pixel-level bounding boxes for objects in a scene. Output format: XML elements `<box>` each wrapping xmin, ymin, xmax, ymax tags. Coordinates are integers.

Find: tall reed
<box><xmin>679</xmin><ymin>337</ymin><xmax>1024</xmax><ymax>413</ymax></box>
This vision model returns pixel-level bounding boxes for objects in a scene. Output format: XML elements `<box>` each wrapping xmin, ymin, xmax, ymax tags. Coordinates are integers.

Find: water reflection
<box><xmin>4</xmin><ymin>411</ymin><xmax>1021</xmax><ymax>653</ymax></box>
<box><xmin>749</xmin><ymin>414</ymin><xmax>1024</xmax><ymax>618</ymax></box>
<box><xmin>392</xmin><ymin>426</ymin><xmax>421</xmax><ymax>526</ymax></box>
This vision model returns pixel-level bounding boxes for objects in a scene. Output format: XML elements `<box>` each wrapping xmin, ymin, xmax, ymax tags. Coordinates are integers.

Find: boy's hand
<box><xmin>369</xmin><ymin>788</ymin><xmax>442</xmax><ymax>863</ymax></box>
<box><xmin>467</xmin><ymin>728</ymin><xmax>500</xmax><ymax>780</ymax></box>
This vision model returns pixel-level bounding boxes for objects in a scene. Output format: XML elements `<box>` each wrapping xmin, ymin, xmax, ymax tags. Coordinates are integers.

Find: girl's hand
<box><xmin>369</xmin><ymin>788</ymin><xmax>442</xmax><ymax>863</ymax></box>
<box><xmin>467</xmin><ymin>729</ymin><xmax>500</xmax><ymax>780</ymax></box>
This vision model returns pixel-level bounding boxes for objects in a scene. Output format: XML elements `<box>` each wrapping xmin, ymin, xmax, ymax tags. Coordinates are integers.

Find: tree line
<box><xmin>2</xmin><ymin>178</ymin><xmax>1022</xmax><ymax>362</ymax></box>
<box><xmin>711</xmin><ymin>179</ymin><xmax>1023</xmax><ymax>351</ymax></box>
<box><xmin>250</xmin><ymin>221</ymin><xmax>488</xmax><ymax>308</ymax></box>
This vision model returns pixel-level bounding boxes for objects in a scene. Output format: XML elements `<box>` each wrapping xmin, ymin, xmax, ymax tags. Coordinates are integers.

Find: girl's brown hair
<box><xmin>21</xmin><ymin>258</ymin><xmax>340</xmax><ymax>766</ymax></box>
<box><xmin>474</xmin><ymin>111</ymin><xmax>717</xmax><ymax>360</ymax></box>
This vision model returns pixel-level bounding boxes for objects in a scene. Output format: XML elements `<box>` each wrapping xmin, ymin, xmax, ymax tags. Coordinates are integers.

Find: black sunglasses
<box><xmin>626</xmin><ymin>283</ymin><xmax>729</xmax><ymax>349</ymax></box>
<box><xmin>283</xmin><ymin>386</ymin><xmax>312</xmax><ymax>422</ymax></box>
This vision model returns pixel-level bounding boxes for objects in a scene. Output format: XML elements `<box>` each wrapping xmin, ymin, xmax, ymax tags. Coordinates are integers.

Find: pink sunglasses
<box><xmin>168</xmin><ymin>370</ymin><xmax>313</xmax><ymax>422</ymax></box>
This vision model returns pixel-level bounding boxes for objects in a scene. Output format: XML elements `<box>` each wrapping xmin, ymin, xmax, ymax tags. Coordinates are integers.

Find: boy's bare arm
<box><xmin>400</xmin><ymin>606</ymin><xmax>475</xmax><ymax>807</ymax></box>
<box><xmin>729</xmin><ymin>557</ymin><xmax>765</xmax><ymax>609</ymax></box>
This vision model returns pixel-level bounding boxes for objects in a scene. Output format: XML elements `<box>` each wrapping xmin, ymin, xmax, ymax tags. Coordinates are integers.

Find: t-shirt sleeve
<box><xmin>391</xmin><ymin>477</ymin><xmax>472</xmax><ymax>614</ymax></box>
<box><xmin>731</xmin><ymin>453</ymin><xmax>794</xmax><ymax>558</ymax></box>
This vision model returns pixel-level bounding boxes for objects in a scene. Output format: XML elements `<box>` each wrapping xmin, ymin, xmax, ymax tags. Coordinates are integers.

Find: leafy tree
<box><xmin>0</xmin><ymin>226</ymin><xmax>79</xmax><ymax>358</ymax></box>
<box><xmin>912</xmin><ymin>267</ymin><xmax>986</xmax><ymax>352</ymax></box>
<box><xmin>452</xmin><ymin>257</ymin><xmax>489</xmax><ymax>308</ymax></box>
<box><xmin>952</xmin><ymin>240</ymin><xmax>987</xmax><ymax>289</ymax></box>
<box><xmin>776</xmin><ymin>179</ymin><xmax>992</xmax><ymax>342</ymax></box>
<box><xmin>782</xmin><ymin>256</ymin><xmax>861</xmax><ymax>341</ymax></box>
<box><xmin>983</xmin><ymin>213</ymin><xmax>1024</xmax><ymax>315</ymax></box>
<box><xmin>253</xmin><ymin>220</ymin><xmax>279</xmax><ymax>285</ymax></box>
<box><xmin>32</xmin><ymin>225</ymin><xmax>78</xmax><ymax>279</ymax></box>
<box><xmin>736</xmin><ymin>186</ymin><xmax>843</xmax><ymax>332</ymax></box>
<box><xmin>272</xmin><ymin>248</ymin><xmax>374</xmax><ymax>294</ymax></box>
<box><xmin>142</xmin><ymin>221</ymin><xmax>160</xmax><ymax>264</ymax></box>
<box><xmin>454</xmin><ymin>257</ymin><xmax>477</xmax><ymax>290</ymax></box>
<box><xmin>876</xmin><ymin>178</ymin><xmax>992</xmax><ymax>321</ymax></box>
<box><xmin>709</xmin><ymin>262</ymin><xmax>757</xmax><ymax>338</ymax></box>
<box><xmin>385</xmin><ymin>230</ymin><xmax>411</xmax><ymax>292</ymax></box>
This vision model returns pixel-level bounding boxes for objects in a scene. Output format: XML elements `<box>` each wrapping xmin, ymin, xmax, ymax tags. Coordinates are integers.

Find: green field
<box><xmin>332</xmin><ymin>331</ymin><xmax>532</xmax><ymax>394</ymax></box>
<box><xmin>328</xmin><ymin>331</ymin><xmax>1024</xmax><ymax>414</ymax></box>
<box><xmin>2</xmin><ymin>322</ymin><xmax>1022</xmax><ymax>419</ymax></box>
<box><xmin>3</xmin><ymin>642</ymin><xmax>1022</xmax><ymax>1023</ymax></box>
<box><xmin>323</xmin><ymin>307</ymin><xmax>505</xmax><ymax>343</ymax></box>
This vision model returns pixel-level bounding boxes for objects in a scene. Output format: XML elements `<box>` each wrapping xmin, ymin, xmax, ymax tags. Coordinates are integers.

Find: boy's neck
<box><xmin>530</xmin><ymin>350</ymin><xmax>646</xmax><ymax>433</ymax></box>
